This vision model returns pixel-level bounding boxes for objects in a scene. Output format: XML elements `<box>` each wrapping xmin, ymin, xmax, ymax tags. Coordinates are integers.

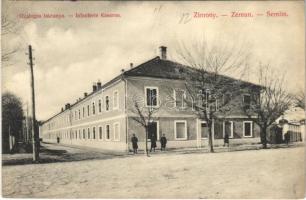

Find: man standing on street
<box><xmin>131</xmin><ymin>134</ymin><xmax>138</xmax><ymax>154</ymax></box>
<box><xmin>160</xmin><ymin>134</ymin><xmax>167</xmax><ymax>151</ymax></box>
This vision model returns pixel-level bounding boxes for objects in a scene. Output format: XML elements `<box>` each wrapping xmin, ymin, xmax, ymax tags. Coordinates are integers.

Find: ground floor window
<box><xmin>200</xmin><ymin>121</ymin><xmax>208</xmax><ymax>139</ymax></box>
<box><xmin>83</xmin><ymin>129</ymin><xmax>85</xmax><ymax>139</ymax></box>
<box><xmin>99</xmin><ymin>126</ymin><xmax>103</xmax><ymax>140</ymax></box>
<box><xmin>88</xmin><ymin>128</ymin><xmax>91</xmax><ymax>139</ymax></box>
<box><xmin>174</xmin><ymin>120</ymin><xmax>187</xmax><ymax>140</ymax></box>
<box><xmin>113</xmin><ymin>123</ymin><xmax>120</xmax><ymax>141</ymax></box>
<box><xmin>243</xmin><ymin>121</ymin><xmax>253</xmax><ymax>137</ymax></box>
<box><xmin>93</xmin><ymin>127</ymin><xmax>96</xmax><ymax>139</ymax></box>
<box><xmin>106</xmin><ymin>125</ymin><xmax>110</xmax><ymax>140</ymax></box>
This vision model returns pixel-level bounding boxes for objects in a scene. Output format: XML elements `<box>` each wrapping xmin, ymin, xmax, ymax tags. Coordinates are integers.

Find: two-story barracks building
<box><xmin>40</xmin><ymin>46</ymin><xmax>261</xmax><ymax>152</ymax></box>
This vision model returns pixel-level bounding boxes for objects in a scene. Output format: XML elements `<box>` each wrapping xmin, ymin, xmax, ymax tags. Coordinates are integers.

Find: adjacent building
<box><xmin>40</xmin><ymin>46</ymin><xmax>262</xmax><ymax>152</ymax></box>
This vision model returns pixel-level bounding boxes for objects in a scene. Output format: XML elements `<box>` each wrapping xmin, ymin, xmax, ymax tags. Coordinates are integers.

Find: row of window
<box><xmin>175</xmin><ymin>120</ymin><xmax>253</xmax><ymax>140</ymax></box>
<box><xmin>45</xmin><ymin>123</ymin><xmax>120</xmax><ymax>141</ymax></box>
<box><xmin>72</xmin><ymin>91</ymin><xmax>119</xmax><ymax>121</ymax></box>
<box><xmin>146</xmin><ymin>87</ymin><xmax>252</xmax><ymax>109</ymax></box>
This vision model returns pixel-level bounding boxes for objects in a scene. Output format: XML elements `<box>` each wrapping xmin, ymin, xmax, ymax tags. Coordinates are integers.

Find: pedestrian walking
<box><xmin>150</xmin><ymin>134</ymin><xmax>157</xmax><ymax>152</ymax></box>
<box><xmin>223</xmin><ymin>133</ymin><xmax>229</xmax><ymax>147</ymax></box>
<box><xmin>285</xmin><ymin>132</ymin><xmax>290</xmax><ymax>145</ymax></box>
<box><xmin>160</xmin><ymin>134</ymin><xmax>167</xmax><ymax>151</ymax></box>
<box><xmin>131</xmin><ymin>134</ymin><xmax>138</xmax><ymax>154</ymax></box>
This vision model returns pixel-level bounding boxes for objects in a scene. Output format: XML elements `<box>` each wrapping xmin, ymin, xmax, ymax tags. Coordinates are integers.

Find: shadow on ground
<box><xmin>2</xmin><ymin>144</ymin><xmax>125</xmax><ymax>166</ymax></box>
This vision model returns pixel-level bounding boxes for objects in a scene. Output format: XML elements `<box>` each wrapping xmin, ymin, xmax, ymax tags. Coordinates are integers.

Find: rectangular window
<box><xmin>174</xmin><ymin>89</ymin><xmax>186</xmax><ymax>108</ymax></box>
<box><xmin>145</xmin><ymin>87</ymin><xmax>158</xmax><ymax>107</ymax></box>
<box><xmin>113</xmin><ymin>91</ymin><xmax>119</xmax><ymax>110</ymax></box>
<box><xmin>83</xmin><ymin>129</ymin><xmax>85</xmax><ymax>139</ymax></box>
<box><xmin>88</xmin><ymin>128</ymin><xmax>91</xmax><ymax>139</ymax></box>
<box><xmin>78</xmin><ymin>109</ymin><xmax>81</xmax><ymax>120</ymax></box>
<box><xmin>106</xmin><ymin>125</ymin><xmax>110</xmax><ymax>140</ymax></box>
<box><xmin>243</xmin><ymin>121</ymin><xmax>253</xmax><ymax>137</ymax></box>
<box><xmin>174</xmin><ymin>120</ymin><xmax>187</xmax><ymax>140</ymax></box>
<box><xmin>75</xmin><ymin>130</ymin><xmax>78</xmax><ymax>139</ymax></box>
<box><xmin>79</xmin><ymin>129</ymin><xmax>81</xmax><ymax>139</ymax></box>
<box><xmin>87</xmin><ymin>105</ymin><xmax>90</xmax><ymax>116</ymax></box>
<box><xmin>223</xmin><ymin>121</ymin><xmax>234</xmax><ymax>138</ymax></box>
<box><xmin>99</xmin><ymin>126</ymin><xmax>103</xmax><ymax>139</ymax></box>
<box><xmin>93</xmin><ymin>127</ymin><xmax>96</xmax><ymax>139</ymax></box>
<box><xmin>98</xmin><ymin>99</ymin><xmax>102</xmax><ymax>113</ymax></box>
<box><xmin>243</xmin><ymin>94</ymin><xmax>251</xmax><ymax>109</ymax></box>
<box><xmin>75</xmin><ymin>111</ymin><xmax>77</xmax><ymax>120</ymax></box>
<box><xmin>201</xmin><ymin>121</ymin><xmax>208</xmax><ymax>139</ymax></box>
<box><xmin>83</xmin><ymin>107</ymin><xmax>85</xmax><ymax>118</ymax></box>
<box><xmin>92</xmin><ymin>102</ymin><xmax>96</xmax><ymax>115</ymax></box>
<box><xmin>223</xmin><ymin>93</ymin><xmax>231</xmax><ymax>105</ymax></box>
<box><xmin>113</xmin><ymin>123</ymin><xmax>120</xmax><ymax>141</ymax></box>
<box><xmin>105</xmin><ymin>96</ymin><xmax>110</xmax><ymax>111</ymax></box>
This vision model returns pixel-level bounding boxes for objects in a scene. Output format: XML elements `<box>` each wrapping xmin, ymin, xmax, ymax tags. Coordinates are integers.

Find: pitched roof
<box><xmin>41</xmin><ymin>56</ymin><xmax>261</xmax><ymax>124</ymax></box>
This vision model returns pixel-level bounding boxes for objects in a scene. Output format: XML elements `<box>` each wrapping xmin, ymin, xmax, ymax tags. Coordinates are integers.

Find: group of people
<box><xmin>131</xmin><ymin>133</ymin><xmax>167</xmax><ymax>154</ymax></box>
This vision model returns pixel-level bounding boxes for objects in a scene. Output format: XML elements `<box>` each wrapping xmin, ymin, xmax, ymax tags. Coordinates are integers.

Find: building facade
<box><xmin>40</xmin><ymin>46</ymin><xmax>262</xmax><ymax>152</ymax></box>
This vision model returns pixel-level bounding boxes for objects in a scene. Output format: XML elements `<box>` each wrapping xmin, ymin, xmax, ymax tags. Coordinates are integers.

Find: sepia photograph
<box><xmin>1</xmin><ymin>0</ymin><xmax>305</xmax><ymax>198</ymax></box>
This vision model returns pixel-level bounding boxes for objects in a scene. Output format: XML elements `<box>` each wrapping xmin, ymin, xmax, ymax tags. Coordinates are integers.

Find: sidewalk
<box><xmin>2</xmin><ymin>141</ymin><xmax>304</xmax><ymax>166</ymax></box>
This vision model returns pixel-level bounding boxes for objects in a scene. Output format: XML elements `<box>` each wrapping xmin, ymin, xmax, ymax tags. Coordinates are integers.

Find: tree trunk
<box><xmin>260</xmin><ymin>127</ymin><xmax>268</xmax><ymax>149</ymax></box>
<box><xmin>145</xmin><ymin>128</ymin><xmax>149</xmax><ymax>157</ymax></box>
<box><xmin>208</xmin><ymin>125</ymin><xmax>214</xmax><ymax>153</ymax></box>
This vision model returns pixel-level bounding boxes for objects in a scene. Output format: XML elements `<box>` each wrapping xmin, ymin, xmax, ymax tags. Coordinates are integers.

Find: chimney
<box><xmin>65</xmin><ymin>103</ymin><xmax>71</xmax><ymax>110</ymax></box>
<box><xmin>159</xmin><ymin>46</ymin><xmax>167</xmax><ymax>60</ymax></box>
<box><xmin>84</xmin><ymin>92</ymin><xmax>88</xmax><ymax>97</ymax></box>
<box><xmin>130</xmin><ymin>63</ymin><xmax>133</xmax><ymax>68</ymax></box>
<box><xmin>61</xmin><ymin>107</ymin><xmax>64</xmax><ymax>112</ymax></box>
<box><xmin>121</xmin><ymin>69</ymin><xmax>125</xmax><ymax>73</ymax></box>
<box><xmin>92</xmin><ymin>82</ymin><xmax>97</xmax><ymax>92</ymax></box>
<box><xmin>97</xmin><ymin>80</ymin><xmax>102</xmax><ymax>89</ymax></box>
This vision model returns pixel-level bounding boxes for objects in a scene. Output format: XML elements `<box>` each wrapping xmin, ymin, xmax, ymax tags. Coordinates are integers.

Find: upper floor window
<box><xmin>223</xmin><ymin>93</ymin><xmax>231</xmax><ymax>105</ymax></box>
<box><xmin>92</xmin><ymin>102</ymin><xmax>96</xmax><ymax>115</ymax></box>
<box><xmin>98</xmin><ymin>99</ymin><xmax>102</xmax><ymax>113</ymax></box>
<box><xmin>78</xmin><ymin>109</ymin><xmax>81</xmax><ymax>120</ymax></box>
<box><xmin>174</xmin><ymin>89</ymin><xmax>186</xmax><ymax>108</ymax></box>
<box><xmin>113</xmin><ymin>91</ymin><xmax>119</xmax><ymax>110</ymax></box>
<box><xmin>145</xmin><ymin>87</ymin><xmax>159</xmax><ymax>107</ymax></box>
<box><xmin>243</xmin><ymin>94</ymin><xmax>251</xmax><ymax>109</ymax></box>
<box><xmin>75</xmin><ymin>111</ymin><xmax>77</xmax><ymax>120</ymax></box>
<box><xmin>105</xmin><ymin>96</ymin><xmax>110</xmax><ymax>111</ymax></box>
<box><xmin>82</xmin><ymin>107</ymin><xmax>85</xmax><ymax>118</ymax></box>
<box><xmin>87</xmin><ymin>105</ymin><xmax>90</xmax><ymax>116</ymax></box>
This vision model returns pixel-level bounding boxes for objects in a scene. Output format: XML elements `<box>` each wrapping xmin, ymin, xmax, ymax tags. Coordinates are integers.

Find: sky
<box><xmin>2</xmin><ymin>1</ymin><xmax>305</xmax><ymax>121</ymax></box>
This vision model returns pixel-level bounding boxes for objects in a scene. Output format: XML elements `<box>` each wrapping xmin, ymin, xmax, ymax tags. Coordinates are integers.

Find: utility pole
<box><xmin>25</xmin><ymin>102</ymin><xmax>29</xmax><ymax>144</ymax></box>
<box><xmin>28</xmin><ymin>45</ymin><xmax>39</xmax><ymax>162</ymax></box>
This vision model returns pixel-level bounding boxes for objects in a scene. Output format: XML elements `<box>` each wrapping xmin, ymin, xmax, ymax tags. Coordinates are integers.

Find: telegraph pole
<box><xmin>28</xmin><ymin>45</ymin><xmax>39</xmax><ymax>162</ymax></box>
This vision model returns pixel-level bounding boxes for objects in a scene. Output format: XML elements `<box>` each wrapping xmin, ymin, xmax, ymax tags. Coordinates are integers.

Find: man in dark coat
<box><xmin>160</xmin><ymin>134</ymin><xmax>167</xmax><ymax>151</ymax></box>
<box><xmin>150</xmin><ymin>134</ymin><xmax>157</xmax><ymax>152</ymax></box>
<box><xmin>131</xmin><ymin>134</ymin><xmax>138</xmax><ymax>154</ymax></box>
<box><xmin>223</xmin><ymin>133</ymin><xmax>229</xmax><ymax>147</ymax></box>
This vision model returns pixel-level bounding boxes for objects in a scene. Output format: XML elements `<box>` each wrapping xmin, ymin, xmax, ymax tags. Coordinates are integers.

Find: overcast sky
<box><xmin>2</xmin><ymin>1</ymin><xmax>305</xmax><ymax>121</ymax></box>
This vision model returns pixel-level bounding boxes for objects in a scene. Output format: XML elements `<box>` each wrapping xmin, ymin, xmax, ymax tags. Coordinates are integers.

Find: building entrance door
<box><xmin>148</xmin><ymin>122</ymin><xmax>158</xmax><ymax>141</ymax></box>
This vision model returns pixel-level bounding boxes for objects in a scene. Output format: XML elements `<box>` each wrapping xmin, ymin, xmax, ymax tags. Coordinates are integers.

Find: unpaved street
<box><xmin>2</xmin><ymin>144</ymin><xmax>305</xmax><ymax>198</ymax></box>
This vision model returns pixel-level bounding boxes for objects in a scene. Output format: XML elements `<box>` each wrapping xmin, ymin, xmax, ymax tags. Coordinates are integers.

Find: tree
<box><xmin>174</xmin><ymin>36</ymin><xmax>251</xmax><ymax>152</ymax></box>
<box><xmin>2</xmin><ymin>9</ymin><xmax>20</xmax><ymax>67</ymax></box>
<box><xmin>129</xmin><ymin>94</ymin><xmax>160</xmax><ymax>157</ymax></box>
<box><xmin>2</xmin><ymin>92</ymin><xmax>24</xmax><ymax>153</ymax></box>
<box><xmin>243</xmin><ymin>64</ymin><xmax>292</xmax><ymax>148</ymax></box>
<box><xmin>293</xmin><ymin>88</ymin><xmax>305</xmax><ymax>109</ymax></box>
